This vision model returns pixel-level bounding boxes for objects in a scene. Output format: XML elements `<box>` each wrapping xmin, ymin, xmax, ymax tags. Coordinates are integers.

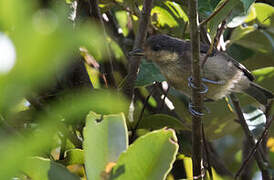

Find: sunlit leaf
<box><xmin>208</xmin><ymin>0</ymin><xmax>240</xmax><ymax>38</ymax></box>
<box><xmin>63</xmin><ymin>149</ymin><xmax>84</xmax><ymax>165</ymax></box>
<box><xmin>21</xmin><ymin>157</ymin><xmax>80</xmax><ymax>180</ymax></box>
<box><xmin>110</xmin><ymin>128</ymin><xmax>178</xmax><ymax>180</ymax></box>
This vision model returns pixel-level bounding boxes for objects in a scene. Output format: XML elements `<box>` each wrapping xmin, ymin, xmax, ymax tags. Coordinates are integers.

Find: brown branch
<box><xmin>230</xmin><ymin>94</ymin><xmax>271</xmax><ymax>180</ymax></box>
<box><xmin>199</xmin><ymin>0</ymin><xmax>230</xmax><ymax>26</ymax></box>
<box><xmin>188</xmin><ymin>0</ymin><xmax>203</xmax><ymax>178</ymax></box>
<box><xmin>201</xmin><ymin>19</ymin><xmax>226</xmax><ymax>68</ymax></box>
<box><xmin>122</xmin><ymin>0</ymin><xmax>154</xmax><ymax>98</ymax></box>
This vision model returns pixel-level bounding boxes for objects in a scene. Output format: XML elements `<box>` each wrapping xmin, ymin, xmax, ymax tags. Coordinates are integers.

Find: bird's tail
<box><xmin>244</xmin><ymin>82</ymin><xmax>273</xmax><ymax>105</ymax></box>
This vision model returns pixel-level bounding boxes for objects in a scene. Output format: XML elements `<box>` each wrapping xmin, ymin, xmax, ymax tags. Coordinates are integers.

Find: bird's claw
<box><xmin>188</xmin><ymin>76</ymin><xmax>208</xmax><ymax>94</ymax></box>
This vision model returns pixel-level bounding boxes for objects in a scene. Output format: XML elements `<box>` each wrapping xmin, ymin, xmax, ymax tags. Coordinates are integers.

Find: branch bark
<box><xmin>122</xmin><ymin>0</ymin><xmax>154</xmax><ymax>98</ymax></box>
<box><xmin>188</xmin><ymin>0</ymin><xmax>203</xmax><ymax>178</ymax></box>
<box><xmin>199</xmin><ymin>0</ymin><xmax>230</xmax><ymax>26</ymax></box>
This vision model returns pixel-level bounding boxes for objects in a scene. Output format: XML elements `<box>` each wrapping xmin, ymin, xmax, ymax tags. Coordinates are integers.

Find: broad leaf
<box><xmin>21</xmin><ymin>157</ymin><xmax>80</xmax><ymax>180</ymax></box>
<box><xmin>84</xmin><ymin>112</ymin><xmax>128</xmax><ymax>180</ymax></box>
<box><xmin>135</xmin><ymin>59</ymin><xmax>166</xmax><ymax>87</ymax></box>
<box><xmin>139</xmin><ymin>114</ymin><xmax>189</xmax><ymax>131</ymax></box>
<box><xmin>110</xmin><ymin>128</ymin><xmax>178</xmax><ymax>180</ymax></box>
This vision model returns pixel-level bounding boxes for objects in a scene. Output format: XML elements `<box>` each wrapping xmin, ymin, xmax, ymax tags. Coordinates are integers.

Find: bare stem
<box><xmin>199</xmin><ymin>0</ymin><xmax>230</xmax><ymax>26</ymax></box>
<box><xmin>230</xmin><ymin>94</ymin><xmax>271</xmax><ymax>180</ymax></box>
<box><xmin>188</xmin><ymin>0</ymin><xmax>203</xmax><ymax>178</ymax></box>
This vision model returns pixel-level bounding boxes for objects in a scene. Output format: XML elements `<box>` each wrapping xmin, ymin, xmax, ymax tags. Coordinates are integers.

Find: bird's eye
<box><xmin>152</xmin><ymin>44</ymin><xmax>161</xmax><ymax>51</ymax></box>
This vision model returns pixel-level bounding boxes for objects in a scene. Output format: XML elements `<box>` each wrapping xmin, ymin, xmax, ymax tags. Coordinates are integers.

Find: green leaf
<box><xmin>242</xmin><ymin>105</ymin><xmax>266</xmax><ymax>138</ymax></box>
<box><xmin>240</xmin><ymin>0</ymin><xmax>255</xmax><ymax>12</ymax></box>
<box><xmin>0</xmin><ymin>2</ymin><xmax>106</xmax><ymax>115</ymax></box>
<box><xmin>84</xmin><ymin>112</ymin><xmax>128</xmax><ymax>180</ymax></box>
<box><xmin>250</xmin><ymin>3</ymin><xmax>274</xmax><ymax>26</ymax></box>
<box><xmin>115</xmin><ymin>10</ymin><xmax>129</xmax><ymax>36</ymax></box>
<box><xmin>21</xmin><ymin>157</ymin><xmax>80</xmax><ymax>180</ymax></box>
<box><xmin>208</xmin><ymin>0</ymin><xmax>240</xmax><ymax>38</ymax></box>
<box><xmin>0</xmin><ymin>90</ymin><xmax>127</xmax><ymax>179</ymax></box>
<box><xmin>63</xmin><ymin>149</ymin><xmax>84</xmax><ymax>165</ymax></box>
<box><xmin>227</xmin><ymin>43</ymin><xmax>255</xmax><ymax>62</ymax></box>
<box><xmin>135</xmin><ymin>59</ymin><xmax>166</xmax><ymax>87</ymax></box>
<box><xmin>253</xmin><ymin>67</ymin><xmax>274</xmax><ymax>92</ymax></box>
<box><xmin>229</xmin><ymin>3</ymin><xmax>274</xmax><ymax>53</ymax></box>
<box><xmin>139</xmin><ymin>114</ymin><xmax>189</xmax><ymax>131</ymax></box>
<box><xmin>152</xmin><ymin>1</ymin><xmax>188</xmax><ymax>37</ymax></box>
<box><xmin>230</xmin><ymin>26</ymin><xmax>273</xmax><ymax>53</ymax></box>
<box><xmin>110</xmin><ymin>128</ymin><xmax>178</xmax><ymax>180</ymax></box>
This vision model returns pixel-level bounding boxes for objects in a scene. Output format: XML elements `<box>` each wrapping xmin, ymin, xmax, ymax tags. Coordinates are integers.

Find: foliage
<box><xmin>0</xmin><ymin>0</ymin><xmax>273</xmax><ymax>179</ymax></box>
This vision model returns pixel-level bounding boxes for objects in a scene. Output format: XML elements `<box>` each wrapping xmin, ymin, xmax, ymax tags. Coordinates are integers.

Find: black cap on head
<box><xmin>145</xmin><ymin>34</ymin><xmax>185</xmax><ymax>54</ymax></box>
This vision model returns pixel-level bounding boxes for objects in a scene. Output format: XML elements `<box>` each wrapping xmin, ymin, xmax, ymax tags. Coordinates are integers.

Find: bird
<box><xmin>129</xmin><ymin>34</ymin><xmax>273</xmax><ymax>105</ymax></box>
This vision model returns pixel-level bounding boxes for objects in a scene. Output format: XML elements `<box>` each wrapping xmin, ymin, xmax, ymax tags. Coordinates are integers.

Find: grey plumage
<box><xmin>141</xmin><ymin>34</ymin><xmax>273</xmax><ymax>105</ymax></box>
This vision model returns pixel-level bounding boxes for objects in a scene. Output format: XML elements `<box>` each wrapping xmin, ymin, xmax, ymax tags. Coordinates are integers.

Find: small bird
<box><xmin>130</xmin><ymin>34</ymin><xmax>273</xmax><ymax>105</ymax></box>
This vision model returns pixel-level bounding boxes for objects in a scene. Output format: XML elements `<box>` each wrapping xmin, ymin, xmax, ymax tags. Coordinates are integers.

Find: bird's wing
<box><xmin>199</xmin><ymin>42</ymin><xmax>255</xmax><ymax>81</ymax></box>
<box><xmin>220</xmin><ymin>52</ymin><xmax>255</xmax><ymax>81</ymax></box>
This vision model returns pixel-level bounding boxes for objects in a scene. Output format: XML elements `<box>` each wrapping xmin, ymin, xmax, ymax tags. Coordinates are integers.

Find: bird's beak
<box><xmin>128</xmin><ymin>48</ymin><xmax>145</xmax><ymax>56</ymax></box>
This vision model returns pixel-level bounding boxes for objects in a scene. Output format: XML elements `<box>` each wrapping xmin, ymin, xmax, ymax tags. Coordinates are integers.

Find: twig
<box><xmin>129</xmin><ymin>83</ymin><xmax>158</xmax><ymax>143</ymax></box>
<box><xmin>201</xmin><ymin>19</ymin><xmax>226</xmax><ymax>68</ymax></box>
<box><xmin>104</xmin><ymin>11</ymin><xmax>131</xmax><ymax>58</ymax></box>
<box><xmin>230</xmin><ymin>94</ymin><xmax>271</xmax><ymax>180</ymax></box>
<box><xmin>199</xmin><ymin>0</ymin><xmax>230</xmax><ymax>26</ymax></box>
<box><xmin>208</xmin><ymin>143</ymin><xmax>233</xmax><ymax>177</ymax></box>
<box><xmin>235</xmin><ymin>116</ymin><xmax>273</xmax><ymax>179</ymax></box>
<box><xmin>202</xmin><ymin>123</ymin><xmax>212</xmax><ymax>179</ymax></box>
<box><xmin>188</xmin><ymin>0</ymin><xmax>203</xmax><ymax>178</ymax></box>
<box><xmin>59</xmin><ymin>132</ymin><xmax>67</xmax><ymax>160</ymax></box>
<box><xmin>88</xmin><ymin>0</ymin><xmax>116</xmax><ymax>87</ymax></box>
<box><xmin>122</xmin><ymin>0</ymin><xmax>154</xmax><ymax>98</ymax></box>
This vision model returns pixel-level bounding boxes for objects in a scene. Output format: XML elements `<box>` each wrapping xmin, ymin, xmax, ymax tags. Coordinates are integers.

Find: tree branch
<box><xmin>199</xmin><ymin>0</ymin><xmax>230</xmax><ymax>26</ymax></box>
<box><xmin>230</xmin><ymin>94</ymin><xmax>271</xmax><ymax>180</ymax></box>
<box><xmin>188</xmin><ymin>0</ymin><xmax>203</xmax><ymax>178</ymax></box>
<box><xmin>122</xmin><ymin>0</ymin><xmax>154</xmax><ymax>98</ymax></box>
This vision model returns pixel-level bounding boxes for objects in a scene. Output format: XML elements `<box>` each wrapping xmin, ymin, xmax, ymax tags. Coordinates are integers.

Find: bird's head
<box><xmin>129</xmin><ymin>34</ymin><xmax>185</xmax><ymax>64</ymax></box>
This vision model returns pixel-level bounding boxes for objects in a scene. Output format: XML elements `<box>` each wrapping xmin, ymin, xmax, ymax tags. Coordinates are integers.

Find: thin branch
<box><xmin>202</xmin><ymin>123</ymin><xmax>213</xmax><ymax>179</ymax></box>
<box><xmin>199</xmin><ymin>0</ymin><xmax>230</xmax><ymax>26</ymax></box>
<box><xmin>208</xmin><ymin>143</ymin><xmax>233</xmax><ymax>177</ymax></box>
<box><xmin>89</xmin><ymin>0</ymin><xmax>116</xmax><ymax>87</ymax></box>
<box><xmin>129</xmin><ymin>83</ymin><xmax>158</xmax><ymax>143</ymax></box>
<box><xmin>235</xmin><ymin>115</ymin><xmax>273</xmax><ymax>179</ymax></box>
<box><xmin>230</xmin><ymin>94</ymin><xmax>271</xmax><ymax>180</ymax></box>
<box><xmin>201</xmin><ymin>19</ymin><xmax>226</xmax><ymax>68</ymax></box>
<box><xmin>122</xmin><ymin>0</ymin><xmax>154</xmax><ymax>98</ymax></box>
<box><xmin>188</xmin><ymin>0</ymin><xmax>203</xmax><ymax>178</ymax></box>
